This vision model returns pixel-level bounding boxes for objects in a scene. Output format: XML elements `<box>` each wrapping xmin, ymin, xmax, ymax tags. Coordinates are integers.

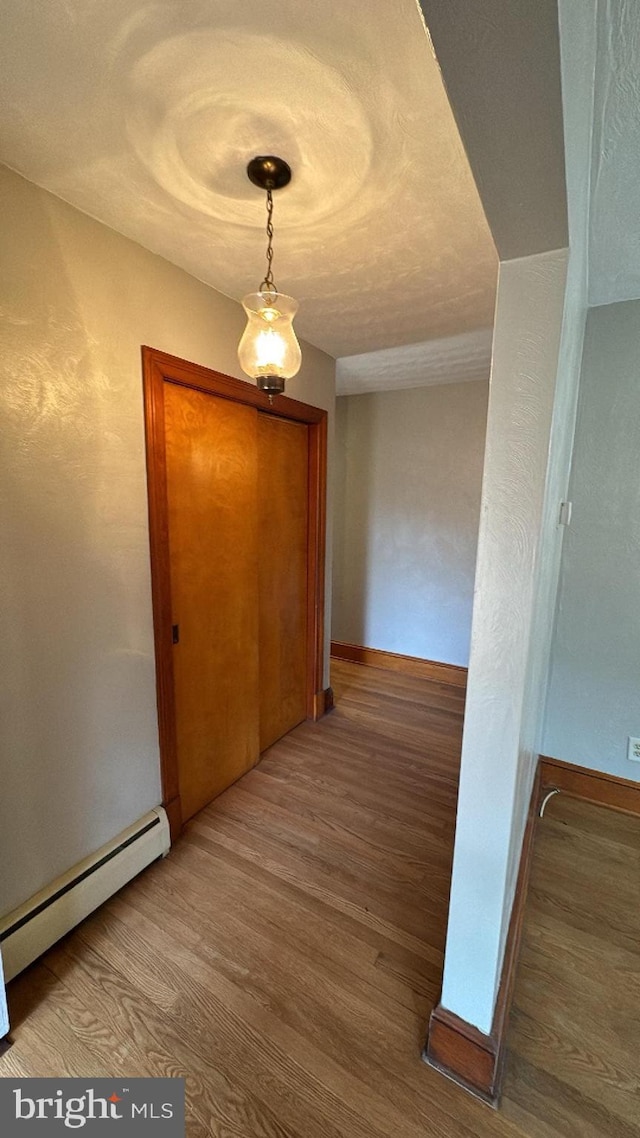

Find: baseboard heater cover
<box><xmin>0</xmin><ymin>807</ymin><xmax>170</xmax><ymax>982</ymax></box>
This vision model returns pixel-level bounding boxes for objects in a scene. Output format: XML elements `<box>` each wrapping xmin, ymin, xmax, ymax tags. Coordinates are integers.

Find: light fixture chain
<box><xmin>261</xmin><ymin>186</ymin><xmax>276</xmax><ymax>294</ymax></box>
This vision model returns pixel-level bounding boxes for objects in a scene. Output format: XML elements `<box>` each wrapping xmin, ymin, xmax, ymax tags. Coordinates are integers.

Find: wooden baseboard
<box><xmin>330</xmin><ymin>641</ymin><xmax>467</xmax><ymax>689</ymax></box>
<box><xmin>424</xmin><ymin>764</ymin><xmax>541</xmax><ymax>1105</ymax></box>
<box><xmin>424</xmin><ymin>1007</ymin><xmax>498</xmax><ymax>1106</ymax></box>
<box><xmin>540</xmin><ymin>755</ymin><xmax>640</xmax><ymax>818</ymax></box>
<box><xmin>312</xmin><ymin>687</ymin><xmax>334</xmax><ymax>720</ymax></box>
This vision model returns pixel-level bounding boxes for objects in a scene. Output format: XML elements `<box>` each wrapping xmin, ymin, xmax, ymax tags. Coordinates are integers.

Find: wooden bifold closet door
<box><xmin>163</xmin><ymin>381</ymin><xmax>309</xmax><ymax>822</ymax></box>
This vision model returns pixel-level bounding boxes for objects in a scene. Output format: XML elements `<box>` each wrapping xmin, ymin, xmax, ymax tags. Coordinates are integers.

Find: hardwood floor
<box><xmin>501</xmin><ymin>792</ymin><xmax>640</xmax><ymax>1137</ymax></box>
<box><xmin>2</xmin><ymin>660</ymin><xmax>638</xmax><ymax>1137</ymax></box>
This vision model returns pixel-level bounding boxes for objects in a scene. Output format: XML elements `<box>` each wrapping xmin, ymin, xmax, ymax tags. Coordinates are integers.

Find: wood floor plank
<box><xmin>3</xmin><ymin>659</ymin><xmax>638</xmax><ymax>1138</ymax></box>
<box><xmin>191</xmin><ymin>790</ymin><xmax>451</xmax><ymax>920</ymax></box>
<box><xmin>46</xmin><ymin>936</ymin><xmax>309</xmax><ymax>1138</ymax></box>
<box><xmin>129</xmin><ymin>846</ymin><xmax>438</xmax><ymax>1019</ymax></box>
<box><xmin>187</xmin><ymin>817</ymin><xmax>448</xmax><ymax>957</ymax></box>
<box><xmin>502</xmin><ymin>791</ymin><xmax>640</xmax><ymax>1137</ymax></box>
<box><xmin>240</xmin><ymin>768</ymin><xmax>455</xmax><ymax>865</ymax></box>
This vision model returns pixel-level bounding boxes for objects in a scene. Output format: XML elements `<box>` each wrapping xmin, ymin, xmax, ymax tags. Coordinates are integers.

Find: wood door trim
<box><xmin>314</xmin><ymin>687</ymin><xmax>335</xmax><ymax>717</ymax></box>
<box><xmin>307</xmin><ymin>410</ymin><xmax>328</xmax><ymax>720</ymax></box>
<box><xmin>142</xmin><ymin>350</ymin><xmax>181</xmax><ymax>838</ymax></box>
<box><xmin>143</xmin><ymin>347</ymin><xmax>326</xmax><ymax>423</ymax></box>
<box><xmin>142</xmin><ymin>347</ymin><xmax>328</xmax><ymax>842</ymax></box>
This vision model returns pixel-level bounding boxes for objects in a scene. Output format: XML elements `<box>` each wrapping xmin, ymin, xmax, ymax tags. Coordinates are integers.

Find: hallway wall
<box><xmin>0</xmin><ymin>163</ymin><xmax>335</xmax><ymax>918</ymax></box>
<box><xmin>332</xmin><ymin>381</ymin><xmax>488</xmax><ymax>667</ymax></box>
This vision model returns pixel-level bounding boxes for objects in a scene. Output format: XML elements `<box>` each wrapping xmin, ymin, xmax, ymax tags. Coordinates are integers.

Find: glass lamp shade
<box><xmin>238</xmin><ymin>291</ymin><xmax>302</xmax><ymax>395</ymax></box>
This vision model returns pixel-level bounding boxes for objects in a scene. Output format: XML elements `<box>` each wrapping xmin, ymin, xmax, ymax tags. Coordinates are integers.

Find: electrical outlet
<box><xmin>627</xmin><ymin>737</ymin><xmax>640</xmax><ymax>763</ymax></box>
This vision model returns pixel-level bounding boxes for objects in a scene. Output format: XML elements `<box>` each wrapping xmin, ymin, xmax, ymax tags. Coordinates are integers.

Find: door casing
<box><xmin>142</xmin><ymin>346</ymin><xmax>328</xmax><ymax>842</ymax></box>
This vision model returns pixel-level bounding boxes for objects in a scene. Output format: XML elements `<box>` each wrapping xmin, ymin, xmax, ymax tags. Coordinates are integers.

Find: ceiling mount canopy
<box><xmin>238</xmin><ymin>155</ymin><xmax>301</xmax><ymax>400</ymax></box>
<box><xmin>246</xmin><ymin>155</ymin><xmax>292</xmax><ymax>192</ymax></box>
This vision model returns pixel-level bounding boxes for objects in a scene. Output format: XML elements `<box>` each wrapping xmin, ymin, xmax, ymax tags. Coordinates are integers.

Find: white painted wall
<box><xmin>332</xmin><ymin>382</ymin><xmax>488</xmax><ymax>666</ymax></box>
<box><xmin>0</xmin><ymin>163</ymin><xmax>335</xmax><ymax>919</ymax></box>
<box><xmin>543</xmin><ymin>299</ymin><xmax>640</xmax><ymax>781</ymax></box>
<box><xmin>589</xmin><ymin>0</ymin><xmax>640</xmax><ymax>307</ymax></box>
<box><xmin>541</xmin><ymin>1</ymin><xmax>640</xmax><ymax>782</ymax></box>
<box><xmin>498</xmin><ymin>2</ymin><xmax>597</xmax><ymax>961</ymax></box>
<box><xmin>525</xmin><ymin>0</ymin><xmax>596</xmax><ymax>778</ymax></box>
<box><xmin>438</xmin><ymin>0</ymin><xmax>597</xmax><ymax>1035</ymax></box>
<box><xmin>440</xmin><ymin>250</ymin><xmax>568</xmax><ymax>1033</ymax></box>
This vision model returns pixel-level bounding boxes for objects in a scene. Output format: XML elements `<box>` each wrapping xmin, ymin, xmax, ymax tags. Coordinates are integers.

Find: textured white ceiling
<box><xmin>589</xmin><ymin>0</ymin><xmax>640</xmax><ymax>307</ymax></box>
<box><xmin>337</xmin><ymin>328</ymin><xmax>493</xmax><ymax>396</ymax></box>
<box><xmin>0</xmin><ymin>0</ymin><xmax>497</xmax><ymax>362</ymax></box>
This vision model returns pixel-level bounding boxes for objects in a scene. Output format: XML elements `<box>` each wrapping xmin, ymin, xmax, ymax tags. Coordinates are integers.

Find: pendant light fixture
<box><xmin>238</xmin><ymin>156</ymin><xmax>301</xmax><ymax>398</ymax></box>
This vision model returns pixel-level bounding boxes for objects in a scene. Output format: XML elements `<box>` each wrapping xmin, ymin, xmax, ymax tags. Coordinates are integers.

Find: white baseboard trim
<box><xmin>0</xmin><ymin>807</ymin><xmax>170</xmax><ymax>982</ymax></box>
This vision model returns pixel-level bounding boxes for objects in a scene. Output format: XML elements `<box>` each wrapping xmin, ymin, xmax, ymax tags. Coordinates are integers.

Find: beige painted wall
<box><xmin>332</xmin><ymin>381</ymin><xmax>488</xmax><ymax>667</ymax></box>
<box><xmin>0</xmin><ymin>163</ymin><xmax>335</xmax><ymax>916</ymax></box>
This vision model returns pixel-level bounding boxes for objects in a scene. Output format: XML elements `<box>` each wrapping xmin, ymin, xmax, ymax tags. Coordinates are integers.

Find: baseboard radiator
<box><xmin>0</xmin><ymin>807</ymin><xmax>170</xmax><ymax>982</ymax></box>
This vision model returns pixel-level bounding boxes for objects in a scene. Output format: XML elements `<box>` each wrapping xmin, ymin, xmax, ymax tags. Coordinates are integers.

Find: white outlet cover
<box><xmin>627</xmin><ymin>737</ymin><xmax>640</xmax><ymax>763</ymax></box>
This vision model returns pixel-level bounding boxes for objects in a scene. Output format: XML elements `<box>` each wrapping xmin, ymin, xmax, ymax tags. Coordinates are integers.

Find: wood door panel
<box><xmin>258</xmin><ymin>415</ymin><xmax>309</xmax><ymax>752</ymax></box>
<box><xmin>164</xmin><ymin>383</ymin><xmax>260</xmax><ymax>820</ymax></box>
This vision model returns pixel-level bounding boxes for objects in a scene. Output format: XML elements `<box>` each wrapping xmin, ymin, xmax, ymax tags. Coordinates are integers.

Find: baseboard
<box><xmin>163</xmin><ymin>795</ymin><xmax>183</xmax><ymax>844</ymax></box>
<box><xmin>540</xmin><ymin>755</ymin><xmax>640</xmax><ymax>818</ymax></box>
<box><xmin>424</xmin><ymin>764</ymin><xmax>541</xmax><ymax>1105</ymax></box>
<box><xmin>0</xmin><ymin>808</ymin><xmax>170</xmax><ymax>982</ymax></box>
<box><xmin>424</xmin><ymin>1007</ymin><xmax>498</xmax><ymax>1106</ymax></box>
<box><xmin>330</xmin><ymin>641</ymin><xmax>467</xmax><ymax>688</ymax></box>
<box><xmin>312</xmin><ymin>687</ymin><xmax>334</xmax><ymax>720</ymax></box>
